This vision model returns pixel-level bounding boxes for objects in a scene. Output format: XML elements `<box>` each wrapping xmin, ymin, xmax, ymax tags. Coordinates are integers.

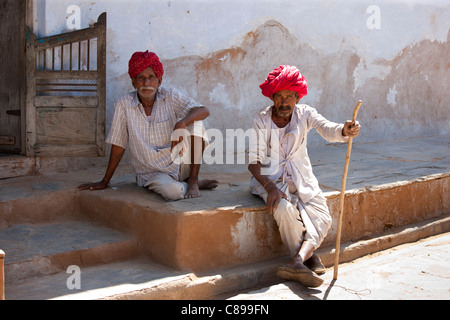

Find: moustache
<box><xmin>140</xmin><ymin>86</ymin><xmax>156</xmax><ymax>92</ymax></box>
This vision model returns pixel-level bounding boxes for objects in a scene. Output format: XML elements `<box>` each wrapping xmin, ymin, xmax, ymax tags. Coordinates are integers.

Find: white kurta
<box><xmin>249</xmin><ymin>104</ymin><xmax>349</xmax><ymax>253</ymax></box>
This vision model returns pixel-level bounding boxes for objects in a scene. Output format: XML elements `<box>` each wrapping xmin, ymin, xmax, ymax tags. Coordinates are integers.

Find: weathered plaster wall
<box><xmin>35</xmin><ymin>0</ymin><xmax>449</xmax><ymax>146</ymax></box>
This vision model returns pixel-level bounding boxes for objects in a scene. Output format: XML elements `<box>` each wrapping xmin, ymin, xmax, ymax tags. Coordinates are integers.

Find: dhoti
<box><xmin>259</xmin><ymin>181</ymin><xmax>332</xmax><ymax>256</ymax></box>
<box><xmin>144</xmin><ymin>121</ymin><xmax>207</xmax><ymax>201</ymax></box>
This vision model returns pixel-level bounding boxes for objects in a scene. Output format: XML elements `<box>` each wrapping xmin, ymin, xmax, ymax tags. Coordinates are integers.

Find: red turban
<box><xmin>128</xmin><ymin>51</ymin><xmax>164</xmax><ymax>79</ymax></box>
<box><xmin>259</xmin><ymin>65</ymin><xmax>308</xmax><ymax>99</ymax></box>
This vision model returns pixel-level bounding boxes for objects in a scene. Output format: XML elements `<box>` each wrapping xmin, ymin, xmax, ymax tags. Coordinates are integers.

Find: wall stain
<box><xmin>163</xmin><ymin>21</ymin><xmax>449</xmax><ymax>143</ymax></box>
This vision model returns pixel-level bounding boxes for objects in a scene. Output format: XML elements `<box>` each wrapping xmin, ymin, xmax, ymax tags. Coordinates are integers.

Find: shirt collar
<box><xmin>265</xmin><ymin>104</ymin><xmax>300</xmax><ymax>133</ymax></box>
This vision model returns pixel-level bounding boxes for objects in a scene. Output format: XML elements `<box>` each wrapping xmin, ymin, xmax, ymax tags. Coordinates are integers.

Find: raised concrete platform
<box><xmin>0</xmin><ymin>134</ymin><xmax>449</xmax><ymax>299</ymax></box>
<box><xmin>76</xmin><ymin>171</ymin><xmax>449</xmax><ymax>271</ymax></box>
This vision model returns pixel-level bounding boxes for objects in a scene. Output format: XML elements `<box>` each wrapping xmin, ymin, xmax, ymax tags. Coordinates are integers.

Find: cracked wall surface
<box><xmin>37</xmin><ymin>0</ymin><xmax>449</xmax><ymax>145</ymax></box>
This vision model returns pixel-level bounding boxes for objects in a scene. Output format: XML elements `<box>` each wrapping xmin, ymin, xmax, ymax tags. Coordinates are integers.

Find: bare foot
<box><xmin>184</xmin><ymin>179</ymin><xmax>218</xmax><ymax>199</ymax></box>
<box><xmin>198</xmin><ymin>179</ymin><xmax>218</xmax><ymax>190</ymax></box>
<box><xmin>185</xmin><ymin>182</ymin><xmax>200</xmax><ymax>199</ymax></box>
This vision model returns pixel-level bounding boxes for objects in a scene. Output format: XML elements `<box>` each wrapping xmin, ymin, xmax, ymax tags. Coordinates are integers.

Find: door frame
<box><xmin>0</xmin><ymin>0</ymin><xmax>27</xmax><ymax>155</ymax></box>
<box><xmin>25</xmin><ymin>11</ymin><xmax>106</xmax><ymax>157</ymax></box>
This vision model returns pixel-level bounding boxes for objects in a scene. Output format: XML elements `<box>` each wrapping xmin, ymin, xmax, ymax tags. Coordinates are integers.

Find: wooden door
<box><xmin>25</xmin><ymin>13</ymin><xmax>106</xmax><ymax>157</ymax></box>
<box><xmin>0</xmin><ymin>0</ymin><xmax>23</xmax><ymax>154</ymax></box>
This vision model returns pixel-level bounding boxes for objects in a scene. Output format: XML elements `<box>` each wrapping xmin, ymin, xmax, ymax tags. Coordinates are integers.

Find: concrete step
<box><xmin>5</xmin><ymin>254</ymin><xmax>287</xmax><ymax>300</ymax></box>
<box><xmin>0</xmin><ymin>220</ymin><xmax>140</xmax><ymax>282</ymax></box>
<box><xmin>4</xmin><ymin>256</ymin><xmax>185</xmax><ymax>300</ymax></box>
<box><xmin>0</xmin><ymin>156</ymin><xmax>35</xmax><ymax>180</ymax></box>
<box><xmin>4</xmin><ymin>215</ymin><xmax>449</xmax><ymax>300</ymax></box>
<box><xmin>224</xmin><ymin>232</ymin><xmax>450</xmax><ymax>300</ymax></box>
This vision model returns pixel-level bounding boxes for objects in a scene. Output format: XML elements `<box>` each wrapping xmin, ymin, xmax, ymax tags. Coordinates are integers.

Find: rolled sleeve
<box><xmin>306</xmin><ymin>107</ymin><xmax>349</xmax><ymax>143</ymax></box>
<box><xmin>106</xmin><ymin>99</ymin><xmax>128</xmax><ymax>149</ymax></box>
<box><xmin>170</xmin><ymin>88</ymin><xmax>204</xmax><ymax>119</ymax></box>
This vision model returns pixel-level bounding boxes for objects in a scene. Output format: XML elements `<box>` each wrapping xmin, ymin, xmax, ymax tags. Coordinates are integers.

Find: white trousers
<box><xmin>260</xmin><ymin>182</ymin><xmax>332</xmax><ymax>256</ymax></box>
<box><xmin>144</xmin><ymin>122</ymin><xmax>205</xmax><ymax>201</ymax></box>
<box><xmin>144</xmin><ymin>163</ymin><xmax>191</xmax><ymax>201</ymax></box>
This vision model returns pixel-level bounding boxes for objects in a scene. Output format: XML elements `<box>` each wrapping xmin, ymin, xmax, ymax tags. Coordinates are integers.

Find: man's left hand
<box><xmin>342</xmin><ymin>121</ymin><xmax>361</xmax><ymax>138</ymax></box>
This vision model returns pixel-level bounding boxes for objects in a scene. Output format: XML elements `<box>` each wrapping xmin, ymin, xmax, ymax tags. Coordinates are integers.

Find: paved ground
<box><xmin>200</xmin><ymin>134</ymin><xmax>450</xmax><ymax>192</ymax></box>
<box><xmin>1</xmin><ymin>134</ymin><xmax>448</xmax><ymax>201</ymax></box>
<box><xmin>226</xmin><ymin>232</ymin><xmax>450</xmax><ymax>300</ymax></box>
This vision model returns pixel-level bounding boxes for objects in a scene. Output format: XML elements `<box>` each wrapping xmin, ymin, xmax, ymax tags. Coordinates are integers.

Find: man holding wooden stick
<box><xmin>248</xmin><ymin>65</ymin><xmax>361</xmax><ymax>287</ymax></box>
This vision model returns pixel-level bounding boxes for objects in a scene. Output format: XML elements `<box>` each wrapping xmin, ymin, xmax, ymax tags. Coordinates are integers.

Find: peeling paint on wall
<box><xmin>164</xmin><ymin>19</ymin><xmax>449</xmax><ymax>143</ymax></box>
<box><xmin>36</xmin><ymin>0</ymin><xmax>450</xmax><ymax>146</ymax></box>
<box><xmin>231</xmin><ymin>213</ymin><xmax>260</xmax><ymax>259</ymax></box>
<box><xmin>231</xmin><ymin>211</ymin><xmax>279</xmax><ymax>259</ymax></box>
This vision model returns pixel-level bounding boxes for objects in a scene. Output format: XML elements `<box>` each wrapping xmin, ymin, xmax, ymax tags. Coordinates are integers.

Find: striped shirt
<box><xmin>106</xmin><ymin>87</ymin><xmax>203</xmax><ymax>186</ymax></box>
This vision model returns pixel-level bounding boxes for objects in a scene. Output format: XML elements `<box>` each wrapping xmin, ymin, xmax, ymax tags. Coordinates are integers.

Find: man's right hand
<box><xmin>265</xmin><ymin>182</ymin><xmax>288</xmax><ymax>215</ymax></box>
<box><xmin>77</xmin><ymin>179</ymin><xmax>109</xmax><ymax>191</ymax></box>
<box><xmin>78</xmin><ymin>145</ymin><xmax>124</xmax><ymax>192</ymax></box>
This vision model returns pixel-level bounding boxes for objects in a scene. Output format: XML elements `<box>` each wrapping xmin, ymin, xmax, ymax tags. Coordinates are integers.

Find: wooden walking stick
<box><xmin>0</xmin><ymin>249</ymin><xmax>5</xmax><ymax>300</ymax></box>
<box><xmin>333</xmin><ymin>100</ymin><xmax>362</xmax><ymax>280</ymax></box>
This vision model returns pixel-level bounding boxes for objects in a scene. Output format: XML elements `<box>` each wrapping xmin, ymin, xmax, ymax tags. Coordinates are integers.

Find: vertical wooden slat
<box><xmin>43</xmin><ymin>49</ymin><xmax>46</xmax><ymax>71</ymax></box>
<box><xmin>87</xmin><ymin>39</ymin><xmax>90</xmax><ymax>71</ymax></box>
<box><xmin>78</xmin><ymin>41</ymin><xmax>81</xmax><ymax>71</ymax></box>
<box><xmin>95</xmin><ymin>12</ymin><xmax>106</xmax><ymax>156</ymax></box>
<box><xmin>20</xmin><ymin>0</ymin><xmax>31</xmax><ymax>155</ymax></box>
<box><xmin>61</xmin><ymin>45</ymin><xmax>64</xmax><ymax>71</ymax></box>
<box><xmin>25</xmin><ymin>27</ymin><xmax>36</xmax><ymax>156</ymax></box>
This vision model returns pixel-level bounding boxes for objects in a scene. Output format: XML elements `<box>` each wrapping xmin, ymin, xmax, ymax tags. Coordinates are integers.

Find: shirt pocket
<box><xmin>155</xmin><ymin>116</ymin><xmax>170</xmax><ymax>124</ymax></box>
<box><xmin>151</xmin><ymin>117</ymin><xmax>173</xmax><ymax>147</ymax></box>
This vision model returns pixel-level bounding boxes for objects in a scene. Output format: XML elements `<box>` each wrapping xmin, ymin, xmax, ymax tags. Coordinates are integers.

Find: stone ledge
<box><xmin>77</xmin><ymin>172</ymin><xmax>449</xmax><ymax>272</ymax></box>
<box><xmin>77</xmin><ymin>183</ymin><xmax>286</xmax><ymax>271</ymax></box>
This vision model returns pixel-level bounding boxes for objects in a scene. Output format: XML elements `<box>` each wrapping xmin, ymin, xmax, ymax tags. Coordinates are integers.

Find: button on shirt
<box><xmin>249</xmin><ymin>104</ymin><xmax>349</xmax><ymax>203</ymax></box>
<box><xmin>106</xmin><ymin>87</ymin><xmax>204</xmax><ymax>186</ymax></box>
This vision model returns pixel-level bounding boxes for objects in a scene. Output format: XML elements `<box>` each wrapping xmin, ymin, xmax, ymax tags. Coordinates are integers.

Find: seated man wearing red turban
<box><xmin>79</xmin><ymin>51</ymin><xmax>217</xmax><ymax>200</ymax></box>
<box><xmin>248</xmin><ymin>65</ymin><xmax>361</xmax><ymax>287</ymax></box>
